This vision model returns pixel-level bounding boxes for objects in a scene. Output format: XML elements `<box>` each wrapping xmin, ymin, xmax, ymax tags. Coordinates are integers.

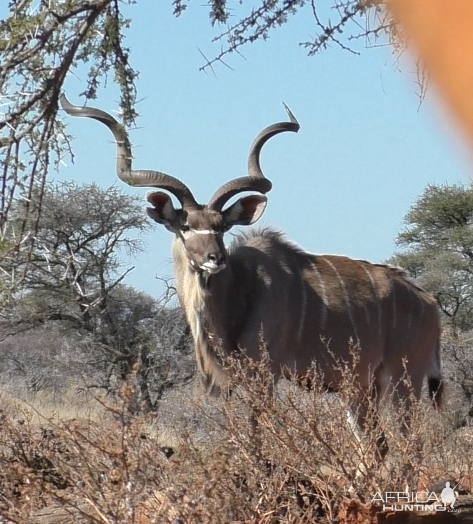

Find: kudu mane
<box><xmin>178</xmin><ymin>227</ymin><xmax>313</xmax><ymax>393</ymax></box>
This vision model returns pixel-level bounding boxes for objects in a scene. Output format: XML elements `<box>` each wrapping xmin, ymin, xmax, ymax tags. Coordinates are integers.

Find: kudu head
<box><xmin>60</xmin><ymin>95</ymin><xmax>299</xmax><ymax>275</ymax></box>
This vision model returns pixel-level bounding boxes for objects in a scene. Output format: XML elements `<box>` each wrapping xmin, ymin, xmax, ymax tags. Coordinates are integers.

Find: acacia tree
<box><xmin>0</xmin><ymin>0</ymin><xmax>397</xmax><ymax>300</ymax></box>
<box><xmin>391</xmin><ymin>183</ymin><xmax>473</xmax><ymax>333</ymax></box>
<box><xmin>0</xmin><ymin>0</ymin><xmax>138</xmax><ymax>301</ymax></box>
<box><xmin>0</xmin><ymin>181</ymin><xmax>194</xmax><ymax>409</ymax></box>
<box><xmin>4</xmin><ymin>181</ymin><xmax>148</xmax><ymax>325</ymax></box>
<box><xmin>174</xmin><ymin>0</ymin><xmax>395</xmax><ymax>71</ymax></box>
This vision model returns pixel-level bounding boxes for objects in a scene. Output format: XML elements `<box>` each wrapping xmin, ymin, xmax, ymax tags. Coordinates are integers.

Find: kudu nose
<box><xmin>207</xmin><ymin>252</ymin><xmax>225</xmax><ymax>266</ymax></box>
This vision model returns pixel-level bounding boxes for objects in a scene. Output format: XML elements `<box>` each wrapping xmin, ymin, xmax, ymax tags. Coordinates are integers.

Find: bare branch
<box><xmin>0</xmin><ymin>0</ymin><xmax>139</xmax><ymax>299</ymax></box>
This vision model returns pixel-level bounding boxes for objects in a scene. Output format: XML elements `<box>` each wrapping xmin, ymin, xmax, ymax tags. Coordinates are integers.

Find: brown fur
<box><xmin>172</xmin><ymin>226</ymin><xmax>442</xmax><ymax>412</ymax></box>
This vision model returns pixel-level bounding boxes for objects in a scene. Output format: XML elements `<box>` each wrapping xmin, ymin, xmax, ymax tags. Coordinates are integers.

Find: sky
<box><xmin>56</xmin><ymin>1</ymin><xmax>473</xmax><ymax>299</ymax></box>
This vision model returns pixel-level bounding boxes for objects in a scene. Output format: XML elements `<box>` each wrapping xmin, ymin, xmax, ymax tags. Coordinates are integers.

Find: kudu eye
<box><xmin>180</xmin><ymin>224</ymin><xmax>190</xmax><ymax>233</ymax></box>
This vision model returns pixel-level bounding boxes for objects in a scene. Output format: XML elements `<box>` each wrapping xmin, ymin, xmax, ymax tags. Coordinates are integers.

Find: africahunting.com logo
<box><xmin>372</xmin><ymin>481</ymin><xmax>461</xmax><ymax>512</ymax></box>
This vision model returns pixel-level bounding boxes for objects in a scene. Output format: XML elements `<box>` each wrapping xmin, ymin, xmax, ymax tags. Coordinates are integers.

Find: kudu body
<box><xmin>60</xmin><ymin>95</ymin><xmax>443</xmax><ymax>437</ymax></box>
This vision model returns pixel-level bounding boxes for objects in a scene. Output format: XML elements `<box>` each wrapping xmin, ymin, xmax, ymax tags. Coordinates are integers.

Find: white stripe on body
<box><xmin>311</xmin><ymin>261</ymin><xmax>329</xmax><ymax>331</ymax></box>
<box><xmin>360</xmin><ymin>263</ymin><xmax>383</xmax><ymax>343</ymax></box>
<box><xmin>323</xmin><ymin>258</ymin><xmax>359</xmax><ymax>343</ymax></box>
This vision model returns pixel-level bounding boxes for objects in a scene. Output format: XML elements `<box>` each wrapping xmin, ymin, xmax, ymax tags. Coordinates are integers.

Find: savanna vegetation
<box><xmin>1</xmin><ymin>178</ymin><xmax>473</xmax><ymax>524</ymax></box>
<box><xmin>1</xmin><ymin>1</ymin><xmax>473</xmax><ymax>522</ymax></box>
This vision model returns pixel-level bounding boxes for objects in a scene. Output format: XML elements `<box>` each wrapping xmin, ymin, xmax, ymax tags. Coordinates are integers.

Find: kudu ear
<box><xmin>222</xmin><ymin>195</ymin><xmax>268</xmax><ymax>228</ymax></box>
<box><xmin>146</xmin><ymin>191</ymin><xmax>177</xmax><ymax>228</ymax></box>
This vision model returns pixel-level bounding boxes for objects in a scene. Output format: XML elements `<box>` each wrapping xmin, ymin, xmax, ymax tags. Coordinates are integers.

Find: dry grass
<box><xmin>0</xmin><ymin>388</ymin><xmax>107</xmax><ymax>426</ymax></box>
<box><xmin>0</xmin><ymin>352</ymin><xmax>472</xmax><ymax>523</ymax></box>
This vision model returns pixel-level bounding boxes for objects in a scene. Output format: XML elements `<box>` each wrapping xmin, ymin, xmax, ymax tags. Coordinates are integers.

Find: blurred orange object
<box><xmin>388</xmin><ymin>0</ymin><xmax>473</xmax><ymax>146</ymax></box>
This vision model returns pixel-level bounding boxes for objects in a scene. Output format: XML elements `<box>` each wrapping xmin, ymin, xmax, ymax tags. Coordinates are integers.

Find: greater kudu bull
<box><xmin>60</xmin><ymin>95</ymin><xmax>443</xmax><ymax>444</ymax></box>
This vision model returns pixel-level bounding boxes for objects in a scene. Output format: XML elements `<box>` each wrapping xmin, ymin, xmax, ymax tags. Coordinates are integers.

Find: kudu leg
<box><xmin>246</xmin><ymin>379</ymin><xmax>276</xmax><ymax>466</ymax></box>
<box><xmin>390</xmin><ymin>381</ymin><xmax>424</xmax><ymax>491</ymax></box>
<box><xmin>348</xmin><ymin>378</ymin><xmax>388</xmax><ymax>495</ymax></box>
<box><xmin>355</xmin><ymin>379</ymin><xmax>388</xmax><ymax>462</ymax></box>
